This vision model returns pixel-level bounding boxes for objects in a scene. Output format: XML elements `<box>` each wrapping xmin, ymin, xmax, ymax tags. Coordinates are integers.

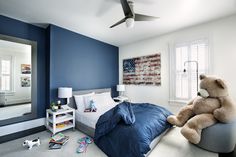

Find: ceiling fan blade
<box><xmin>135</xmin><ymin>14</ymin><xmax>159</xmax><ymax>21</ymax></box>
<box><xmin>110</xmin><ymin>18</ymin><xmax>126</xmax><ymax>28</ymax></box>
<box><xmin>120</xmin><ymin>0</ymin><xmax>133</xmax><ymax>17</ymax></box>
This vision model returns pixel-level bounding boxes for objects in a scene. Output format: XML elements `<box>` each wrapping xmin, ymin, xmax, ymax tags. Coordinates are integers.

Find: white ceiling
<box><xmin>0</xmin><ymin>0</ymin><xmax>236</xmax><ymax>46</ymax></box>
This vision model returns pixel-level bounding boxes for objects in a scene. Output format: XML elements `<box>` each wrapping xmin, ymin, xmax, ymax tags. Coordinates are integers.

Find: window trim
<box><xmin>0</xmin><ymin>55</ymin><xmax>15</xmax><ymax>94</ymax></box>
<box><xmin>169</xmin><ymin>38</ymin><xmax>212</xmax><ymax>104</ymax></box>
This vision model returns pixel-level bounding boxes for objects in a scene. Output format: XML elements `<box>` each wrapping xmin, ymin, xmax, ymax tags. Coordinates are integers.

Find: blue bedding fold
<box><xmin>94</xmin><ymin>102</ymin><xmax>172</xmax><ymax>157</ymax></box>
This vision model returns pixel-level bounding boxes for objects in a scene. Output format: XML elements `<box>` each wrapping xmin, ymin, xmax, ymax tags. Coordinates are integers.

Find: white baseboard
<box><xmin>0</xmin><ymin>118</ymin><xmax>45</xmax><ymax>136</ymax></box>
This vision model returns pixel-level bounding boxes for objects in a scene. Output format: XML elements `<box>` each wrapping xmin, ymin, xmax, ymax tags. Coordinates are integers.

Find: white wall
<box><xmin>119</xmin><ymin>15</ymin><xmax>236</xmax><ymax>113</ymax></box>
<box><xmin>0</xmin><ymin>48</ymin><xmax>31</xmax><ymax>104</ymax></box>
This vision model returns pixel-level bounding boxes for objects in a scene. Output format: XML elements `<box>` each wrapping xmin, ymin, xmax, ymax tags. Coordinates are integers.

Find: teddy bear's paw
<box><xmin>213</xmin><ymin>109</ymin><xmax>229</xmax><ymax>123</ymax></box>
<box><xmin>213</xmin><ymin>109</ymin><xmax>221</xmax><ymax>118</ymax></box>
<box><xmin>167</xmin><ymin>115</ymin><xmax>177</xmax><ymax>125</ymax></box>
<box><xmin>167</xmin><ymin>115</ymin><xmax>182</xmax><ymax>126</ymax></box>
<box><xmin>181</xmin><ymin>127</ymin><xmax>201</xmax><ymax>144</ymax></box>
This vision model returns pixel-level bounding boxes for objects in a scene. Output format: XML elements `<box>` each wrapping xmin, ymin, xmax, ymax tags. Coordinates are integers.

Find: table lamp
<box><xmin>58</xmin><ymin>87</ymin><xmax>72</xmax><ymax>105</ymax></box>
<box><xmin>117</xmin><ymin>84</ymin><xmax>125</xmax><ymax>97</ymax></box>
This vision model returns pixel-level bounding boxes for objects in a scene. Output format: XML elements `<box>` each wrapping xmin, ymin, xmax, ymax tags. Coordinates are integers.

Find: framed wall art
<box><xmin>21</xmin><ymin>64</ymin><xmax>31</xmax><ymax>74</ymax></box>
<box><xmin>123</xmin><ymin>53</ymin><xmax>161</xmax><ymax>86</ymax></box>
<box><xmin>21</xmin><ymin>77</ymin><xmax>31</xmax><ymax>87</ymax></box>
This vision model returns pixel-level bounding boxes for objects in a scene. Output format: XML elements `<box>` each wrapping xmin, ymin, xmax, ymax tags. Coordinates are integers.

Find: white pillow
<box><xmin>96</xmin><ymin>92</ymin><xmax>115</xmax><ymax>104</ymax></box>
<box><xmin>84</xmin><ymin>92</ymin><xmax>115</xmax><ymax>109</ymax></box>
<box><xmin>74</xmin><ymin>92</ymin><xmax>95</xmax><ymax>112</ymax></box>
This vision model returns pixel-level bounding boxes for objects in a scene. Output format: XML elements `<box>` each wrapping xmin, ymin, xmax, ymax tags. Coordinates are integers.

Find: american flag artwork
<box><xmin>123</xmin><ymin>53</ymin><xmax>161</xmax><ymax>86</ymax></box>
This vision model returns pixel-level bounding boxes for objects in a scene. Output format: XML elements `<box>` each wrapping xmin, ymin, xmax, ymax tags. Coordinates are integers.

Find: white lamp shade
<box><xmin>117</xmin><ymin>85</ymin><xmax>125</xmax><ymax>92</ymax></box>
<box><xmin>58</xmin><ymin>87</ymin><xmax>72</xmax><ymax>98</ymax></box>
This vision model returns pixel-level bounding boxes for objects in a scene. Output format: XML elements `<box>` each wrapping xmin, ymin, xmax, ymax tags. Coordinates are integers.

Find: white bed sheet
<box><xmin>75</xmin><ymin>102</ymin><xmax>118</xmax><ymax>129</ymax></box>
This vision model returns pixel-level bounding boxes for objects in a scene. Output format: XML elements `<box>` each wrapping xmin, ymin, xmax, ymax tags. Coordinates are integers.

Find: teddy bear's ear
<box><xmin>215</xmin><ymin>79</ymin><xmax>226</xmax><ymax>89</ymax></box>
<box><xmin>200</xmin><ymin>74</ymin><xmax>207</xmax><ymax>80</ymax></box>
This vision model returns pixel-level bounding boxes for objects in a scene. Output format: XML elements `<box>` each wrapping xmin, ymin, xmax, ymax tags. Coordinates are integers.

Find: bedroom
<box><xmin>0</xmin><ymin>0</ymin><xmax>236</xmax><ymax>157</ymax></box>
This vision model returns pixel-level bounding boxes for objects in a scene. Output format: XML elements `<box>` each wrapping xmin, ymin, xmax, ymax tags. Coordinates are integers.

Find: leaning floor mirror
<box><xmin>0</xmin><ymin>34</ymin><xmax>37</xmax><ymax>126</ymax></box>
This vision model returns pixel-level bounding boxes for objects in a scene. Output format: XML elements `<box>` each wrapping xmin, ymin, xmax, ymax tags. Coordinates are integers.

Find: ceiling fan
<box><xmin>110</xmin><ymin>0</ymin><xmax>159</xmax><ymax>28</ymax></box>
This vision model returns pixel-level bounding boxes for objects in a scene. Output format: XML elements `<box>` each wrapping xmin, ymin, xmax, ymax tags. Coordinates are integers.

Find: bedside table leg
<box><xmin>53</xmin><ymin>114</ymin><xmax>56</xmax><ymax>135</ymax></box>
<box><xmin>73</xmin><ymin>110</ymin><xmax>75</xmax><ymax>131</ymax></box>
<box><xmin>46</xmin><ymin>112</ymin><xmax>49</xmax><ymax>129</ymax></box>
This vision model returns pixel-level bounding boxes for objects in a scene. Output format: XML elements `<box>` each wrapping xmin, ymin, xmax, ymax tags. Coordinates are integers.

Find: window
<box><xmin>0</xmin><ymin>56</ymin><xmax>13</xmax><ymax>92</ymax></box>
<box><xmin>170</xmin><ymin>39</ymin><xmax>210</xmax><ymax>102</ymax></box>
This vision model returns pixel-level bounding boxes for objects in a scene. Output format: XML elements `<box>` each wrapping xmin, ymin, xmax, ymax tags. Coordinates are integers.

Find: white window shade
<box><xmin>170</xmin><ymin>39</ymin><xmax>210</xmax><ymax>102</ymax></box>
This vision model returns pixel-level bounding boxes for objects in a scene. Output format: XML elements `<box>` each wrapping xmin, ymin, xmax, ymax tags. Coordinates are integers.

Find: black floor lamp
<box><xmin>183</xmin><ymin>60</ymin><xmax>199</xmax><ymax>94</ymax></box>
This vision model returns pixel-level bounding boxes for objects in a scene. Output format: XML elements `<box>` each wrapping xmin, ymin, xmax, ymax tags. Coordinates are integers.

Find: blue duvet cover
<box><xmin>94</xmin><ymin>102</ymin><xmax>172</xmax><ymax>157</ymax></box>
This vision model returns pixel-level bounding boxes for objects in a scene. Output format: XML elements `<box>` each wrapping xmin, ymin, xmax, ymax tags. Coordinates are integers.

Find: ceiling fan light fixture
<box><xmin>110</xmin><ymin>0</ymin><xmax>159</xmax><ymax>28</ymax></box>
<box><xmin>125</xmin><ymin>18</ymin><xmax>134</xmax><ymax>28</ymax></box>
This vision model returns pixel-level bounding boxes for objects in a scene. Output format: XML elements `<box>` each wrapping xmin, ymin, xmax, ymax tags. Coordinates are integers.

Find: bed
<box><xmin>68</xmin><ymin>88</ymin><xmax>172</xmax><ymax>157</ymax></box>
<box><xmin>68</xmin><ymin>88</ymin><xmax>115</xmax><ymax>137</ymax></box>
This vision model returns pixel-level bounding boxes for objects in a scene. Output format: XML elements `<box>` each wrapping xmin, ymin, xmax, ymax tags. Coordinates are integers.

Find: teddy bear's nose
<box><xmin>197</xmin><ymin>92</ymin><xmax>201</xmax><ymax>96</ymax></box>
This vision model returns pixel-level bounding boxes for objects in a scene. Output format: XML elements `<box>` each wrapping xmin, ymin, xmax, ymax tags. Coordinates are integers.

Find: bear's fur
<box><xmin>167</xmin><ymin>74</ymin><xmax>236</xmax><ymax>144</ymax></box>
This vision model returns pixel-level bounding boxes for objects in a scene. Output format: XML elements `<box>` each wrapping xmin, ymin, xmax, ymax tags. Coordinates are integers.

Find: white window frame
<box><xmin>169</xmin><ymin>38</ymin><xmax>211</xmax><ymax>104</ymax></box>
<box><xmin>0</xmin><ymin>55</ymin><xmax>14</xmax><ymax>93</ymax></box>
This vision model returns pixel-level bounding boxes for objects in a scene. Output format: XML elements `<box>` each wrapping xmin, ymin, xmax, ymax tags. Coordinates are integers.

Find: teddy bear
<box><xmin>167</xmin><ymin>74</ymin><xmax>236</xmax><ymax>144</ymax></box>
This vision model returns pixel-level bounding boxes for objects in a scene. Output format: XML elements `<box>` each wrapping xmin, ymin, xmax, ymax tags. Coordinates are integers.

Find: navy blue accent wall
<box><xmin>0</xmin><ymin>15</ymin><xmax>47</xmax><ymax>118</ymax></box>
<box><xmin>48</xmin><ymin>25</ymin><xmax>119</xmax><ymax>103</ymax></box>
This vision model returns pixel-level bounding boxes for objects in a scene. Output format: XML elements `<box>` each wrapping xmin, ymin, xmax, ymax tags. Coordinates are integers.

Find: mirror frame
<box><xmin>0</xmin><ymin>34</ymin><xmax>37</xmax><ymax>126</ymax></box>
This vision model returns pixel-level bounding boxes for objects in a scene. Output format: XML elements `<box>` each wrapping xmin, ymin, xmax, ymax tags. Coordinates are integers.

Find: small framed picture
<box><xmin>21</xmin><ymin>64</ymin><xmax>31</xmax><ymax>74</ymax></box>
<box><xmin>21</xmin><ymin>77</ymin><xmax>31</xmax><ymax>87</ymax></box>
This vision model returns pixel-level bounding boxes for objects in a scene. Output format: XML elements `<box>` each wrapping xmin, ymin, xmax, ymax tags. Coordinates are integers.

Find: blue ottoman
<box><xmin>196</xmin><ymin>120</ymin><xmax>236</xmax><ymax>153</ymax></box>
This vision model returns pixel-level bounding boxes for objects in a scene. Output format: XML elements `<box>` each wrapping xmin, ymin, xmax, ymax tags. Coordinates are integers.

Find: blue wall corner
<box><xmin>48</xmin><ymin>25</ymin><xmax>119</xmax><ymax>103</ymax></box>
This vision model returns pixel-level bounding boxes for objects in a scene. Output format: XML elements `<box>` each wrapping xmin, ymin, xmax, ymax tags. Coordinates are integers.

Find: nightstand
<box><xmin>113</xmin><ymin>96</ymin><xmax>130</xmax><ymax>103</ymax></box>
<box><xmin>46</xmin><ymin>106</ymin><xmax>75</xmax><ymax>134</ymax></box>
